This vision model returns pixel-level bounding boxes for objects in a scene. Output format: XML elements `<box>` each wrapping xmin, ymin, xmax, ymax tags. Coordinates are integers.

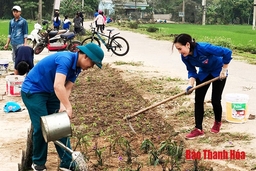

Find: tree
<box><xmin>14</xmin><ymin>0</ymin><xmax>39</xmax><ymax>20</ymax></box>
<box><xmin>60</xmin><ymin>0</ymin><xmax>99</xmax><ymax>19</ymax></box>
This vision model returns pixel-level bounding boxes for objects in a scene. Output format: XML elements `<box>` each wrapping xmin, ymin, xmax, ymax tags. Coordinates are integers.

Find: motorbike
<box><xmin>27</xmin><ymin>23</ymin><xmax>43</xmax><ymax>48</ymax></box>
<box><xmin>28</xmin><ymin>21</ymin><xmax>81</xmax><ymax>55</ymax></box>
<box><xmin>27</xmin><ymin>21</ymin><xmax>68</xmax><ymax>48</ymax></box>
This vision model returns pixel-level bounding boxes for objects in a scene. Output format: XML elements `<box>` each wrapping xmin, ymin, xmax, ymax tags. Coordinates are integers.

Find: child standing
<box><xmin>94</xmin><ymin>10</ymin><xmax>105</xmax><ymax>33</ymax></box>
<box><xmin>63</xmin><ymin>15</ymin><xmax>71</xmax><ymax>30</ymax></box>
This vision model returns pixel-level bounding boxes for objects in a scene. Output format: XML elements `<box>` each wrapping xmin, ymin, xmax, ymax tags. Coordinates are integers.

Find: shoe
<box><xmin>185</xmin><ymin>128</ymin><xmax>204</xmax><ymax>139</ymax></box>
<box><xmin>211</xmin><ymin>121</ymin><xmax>221</xmax><ymax>133</ymax></box>
<box><xmin>59</xmin><ymin>162</ymin><xmax>76</xmax><ymax>171</ymax></box>
<box><xmin>31</xmin><ymin>163</ymin><xmax>47</xmax><ymax>171</ymax></box>
<box><xmin>59</xmin><ymin>168</ymin><xmax>73</xmax><ymax>171</ymax></box>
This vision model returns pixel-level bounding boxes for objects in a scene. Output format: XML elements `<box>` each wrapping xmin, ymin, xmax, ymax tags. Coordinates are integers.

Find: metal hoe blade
<box><xmin>126</xmin><ymin>118</ymin><xmax>137</xmax><ymax>134</ymax></box>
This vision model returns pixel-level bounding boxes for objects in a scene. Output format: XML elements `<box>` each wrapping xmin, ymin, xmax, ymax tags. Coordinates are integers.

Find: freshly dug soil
<box><xmin>68</xmin><ymin>64</ymin><xmax>233</xmax><ymax>171</ymax></box>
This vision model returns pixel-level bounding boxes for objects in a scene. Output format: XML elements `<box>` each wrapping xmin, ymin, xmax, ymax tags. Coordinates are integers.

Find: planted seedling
<box><xmin>140</xmin><ymin>139</ymin><xmax>154</xmax><ymax>154</ymax></box>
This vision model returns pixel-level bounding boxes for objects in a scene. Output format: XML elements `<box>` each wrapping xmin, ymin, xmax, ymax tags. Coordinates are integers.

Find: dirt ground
<box><xmin>1</xmin><ymin>23</ymin><xmax>256</xmax><ymax>171</ymax></box>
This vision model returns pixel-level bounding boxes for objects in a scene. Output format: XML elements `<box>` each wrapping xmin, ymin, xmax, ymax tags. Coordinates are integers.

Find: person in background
<box><xmin>21</xmin><ymin>43</ymin><xmax>104</xmax><ymax>171</ymax></box>
<box><xmin>79</xmin><ymin>12</ymin><xmax>84</xmax><ymax>26</ymax></box>
<box><xmin>94</xmin><ymin>9</ymin><xmax>99</xmax><ymax>27</ymax></box>
<box><xmin>14</xmin><ymin>46</ymin><xmax>34</xmax><ymax>75</ymax></box>
<box><xmin>63</xmin><ymin>15</ymin><xmax>71</xmax><ymax>30</ymax></box>
<box><xmin>53</xmin><ymin>11</ymin><xmax>61</xmax><ymax>30</ymax></box>
<box><xmin>172</xmin><ymin>33</ymin><xmax>232</xmax><ymax>140</ymax></box>
<box><xmin>4</xmin><ymin>5</ymin><xmax>28</xmax><ymax>65</ymax></box>
<box><xmin>102</xmin><ymin>11</ymin><xmax>107</xmax><ymax>31</ymax></box>
<box><xmin>107</xmin><ymin>17</ymin><xmax>112</xmax><ymax>24</ymax></box>
<box><xmin>94</xmin><ymin>10</ymin><xmax>105</xmax><ymax>33</ymax></box>
<box><xmin>73</xmin><ymin>12</ymin><xmax>82</xmax><ymax>34</ymax></box>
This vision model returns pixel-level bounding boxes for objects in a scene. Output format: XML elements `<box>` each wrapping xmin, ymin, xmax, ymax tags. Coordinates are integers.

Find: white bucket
<box><xmin>40</xmin><ymin>112</ymin><xmax>72</xmax><ymax>142</ymax></box>
<box><xmin>0</xmin><ymin>60</ymin><xmax>9</xmax><ymax>75</ymax></box>
<box><xmin>5</xmin><ymin>75</ymin><xmax>25</xmax><ymax>96</ymax></box>
<box><xmin>225</xmin><ymin>93</ymin><xmax>249</xmax><ymax>123</ymax></box>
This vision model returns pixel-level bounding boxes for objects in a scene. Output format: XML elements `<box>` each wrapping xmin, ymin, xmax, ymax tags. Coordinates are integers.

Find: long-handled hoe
<box><xmin>123</xmin><ymin>77</ymin><xmax>220</xmax><ymax>133</ymax></box>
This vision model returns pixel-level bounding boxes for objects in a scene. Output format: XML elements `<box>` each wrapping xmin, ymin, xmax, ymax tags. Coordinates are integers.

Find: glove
<box><xmin>186</xmin><ymin>86</ymin><xmax>193</xmax><ymax>95</ymax></box>
<box><xmin>185</xmin><ymin>77</ymin><xmax>195</xmax><ymax>95</ymax></box>
<box><xmin>219</xmin><ymin>67</ymin><xmax>228</xmax><ymax>80</ymax></box>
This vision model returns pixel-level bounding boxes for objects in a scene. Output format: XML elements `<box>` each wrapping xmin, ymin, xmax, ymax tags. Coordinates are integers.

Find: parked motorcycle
<box><xmin>27</xmin><ymin>23</ymin><xmax>43</xmax><ymax>48</ymax></box>
<box><xmin>29</xmin><ymin>21</ymin><xmax>81</xmax><ymax>55</ymax></box>
<box><xmin>27</xmin><ymin>21</ymin><xmax>67</xmax><ymax>48</ymax></box>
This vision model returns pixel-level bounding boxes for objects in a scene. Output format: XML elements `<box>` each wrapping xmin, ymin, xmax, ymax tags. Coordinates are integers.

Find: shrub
<box><xmin>0</xmin><ymin>35</ymin><xmax>11</xmax><ymax>50</ymax></box>
<box><xmin>146</xmin><ymin>26</ymin><xmax>159</xmax><ymax>33</ymax></box>
<box><xmin>129</xmin><ymin>22</ymin><xmax>138</xmax><ymax>29</ymax></box>
<box><xmin>235</xmin><ymin>44</ymin><xmax>256</xmax><ymax>54</ymax></box>
<box><xmin>202</xmin><ymin>36</ymin><xmax>233</xmax><ymax>49</ymax></box>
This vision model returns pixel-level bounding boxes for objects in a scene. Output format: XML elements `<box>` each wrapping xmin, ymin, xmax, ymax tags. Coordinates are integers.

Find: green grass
<box><xmin>0</xmin><ymin>20</ymin><xmax>10</xmax><ymax>35</ymax></box>
<box><xmin>0</xmin><ymin>19</ymin><xmax>35</xmax><ymax>35</ymax></box>
<box><xmin>139</xmin><ymin>24</ymin><xmax>256</xmax><ymax>47</ymax></box>
<box><xmin>112</xmin><ymin>22</ymin><xmax>256</xmax><ymax>63</ymax></box>
<box><xmin>0</xmin><ymin>20</ymin><xmax>39</xmax><ymax>50</ymax></box>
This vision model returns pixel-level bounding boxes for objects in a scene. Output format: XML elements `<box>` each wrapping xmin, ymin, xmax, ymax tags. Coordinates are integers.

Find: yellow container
<box><xmin>225</xmin><ymin>93</ymin><xmax>249</xmax><ymax>123</ymax></box>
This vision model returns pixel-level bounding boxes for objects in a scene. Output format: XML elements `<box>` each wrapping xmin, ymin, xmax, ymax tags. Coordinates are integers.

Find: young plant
<box><xmin>149</xmin><ymin>149</ymin><xmax>163</xmax><ymax>166</ymax></box>
<box><xmin>93</xmin><ymin>142</ymin><xmax>105</xmax><ymax>166</ymax></box>
<box><xmin>111</xmin><ymin>137</ymin><xmax>133</xmax><ymax>164</ymax></box>
<box><xmin>117</xmin><ymin>163</ymin><xmax>142</xmax><ymax>171</ymax></box>
<box><xmin>140</xmin><ymin>139</ymin><xmax>154</xmax><ymax>154</ymax></box>
<box><xmin>158</xmin><ymin>138</ymin><xmax>183</xmax><ymax>171</ymax></box>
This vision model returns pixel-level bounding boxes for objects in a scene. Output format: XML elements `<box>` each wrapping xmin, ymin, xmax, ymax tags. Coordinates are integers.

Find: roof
<box><xmin>115</xmin><ymin>2</ymin><xmax>149</xmax><ymax>10</ymax></box>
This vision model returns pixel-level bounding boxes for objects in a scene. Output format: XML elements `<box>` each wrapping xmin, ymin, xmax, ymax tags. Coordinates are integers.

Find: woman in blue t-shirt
<box><xmin>173</xmin><ymin>33</ymin><xmax>232</xmax><ymax>140</ymax></box>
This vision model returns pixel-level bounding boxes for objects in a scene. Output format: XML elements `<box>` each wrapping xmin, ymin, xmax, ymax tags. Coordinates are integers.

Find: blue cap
<box><xmin>77</xmin><ymin>43</ymin><xmax>104</xmax><ymax>68</ymax></box>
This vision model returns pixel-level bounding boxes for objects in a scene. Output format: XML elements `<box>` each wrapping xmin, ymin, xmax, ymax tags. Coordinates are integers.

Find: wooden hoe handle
<box><xmin>123</xmin><ymin>77</ymin><xmax>219</xmax><ymax>120</ymax></box>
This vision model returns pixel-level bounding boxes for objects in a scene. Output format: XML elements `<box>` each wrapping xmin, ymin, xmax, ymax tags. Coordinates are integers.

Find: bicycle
<box><xmin>81</xmin><ymin>24</ymin><xmax>129</xmax><ymax>56</ymax></box>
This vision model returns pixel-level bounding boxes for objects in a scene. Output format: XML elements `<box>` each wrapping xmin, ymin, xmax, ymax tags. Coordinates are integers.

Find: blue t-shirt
<box><xmin>53</xmin><ymin>17</ymin><xmax>61</xmax><ymax>27</ymax></box>
<box><xmin>21</xmin><ymin>51</ymin><xmax>81</xmax><ymax>93</ymax></box>
<box><xmin>181</xmin><ymin>42</ymin><xmax>232</xmax><ymax>81</ymax></box>
<box><xmin>63</xmin><ymin>19</ymin><xmax>71</xmax><ymax>29</ymax></box>
<box><xmin>94</xmin><ymin>12</ymin><xmax>98</xmax><ymax>18</ymax></box>
<box><xmin>8</xmin><ymin>17</ymin><xmax>28</xmax><ymax>45</ymax></box>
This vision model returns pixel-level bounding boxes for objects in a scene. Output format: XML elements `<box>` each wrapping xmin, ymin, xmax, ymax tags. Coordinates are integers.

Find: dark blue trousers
<box><xmin>21</xmin><ymin>91</ymin><xmax>73</xmax><ymax>168</ymax></box>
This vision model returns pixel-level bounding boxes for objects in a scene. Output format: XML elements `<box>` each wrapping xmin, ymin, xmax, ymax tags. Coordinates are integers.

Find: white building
<box><xmin>98</xmin><ymin>0</ymin><xmax>114</xmax><ymax>16</ymax></box>
<box><xmin>99</xmin><ymin>0</ymin><xmax>149</xmax><ymax>16</ymax></box>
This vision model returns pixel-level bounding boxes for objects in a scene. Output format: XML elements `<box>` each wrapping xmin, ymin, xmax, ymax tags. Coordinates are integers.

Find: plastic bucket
<box><xmin>40</xmin><ymin>112</ymin><xmax>72</xmax><ymax>142</ymax></box>
<box><xmin>225</xmin><ymin>93</ymin><xmax>249</xmax><ymax>123</ymax></box>
<box><xmin>5</xmin><ymin>75</ymin><xmax>25</xmax><ymax>96</ymax></box>
<box><xmin>0</xmin><ymin>60</ymin><xmax>9</xmax><ymax>75</ymax></box>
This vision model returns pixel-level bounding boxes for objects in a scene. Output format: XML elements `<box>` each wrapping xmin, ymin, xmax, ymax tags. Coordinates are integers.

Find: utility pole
<box><xmin>135</xmin><ymin>0</ymin><xmax>138</xmax><ymax>21</ymax></box>
<box><xmin>82</xmin><ymin>0</ymin><xmax>84</xmax><ymax>9</ymax></box>
<box><xmin>38</xmin><ymin>0</ymin><xmax>42</xmax><ymax>24</ymax></box>
<box><xmin>253</xmin><ymin>0</ymin><xmax>256</xmax><ymax>30</ymax></box>
<box><xmin>202</xmin><ymin>0</ymin><xmax>206</xmax><ymax>25</ymax></box>
<box><xmin>53</xmin><ymin>0</ymin><xmax>61</xmax><ymax>20</ymax></box>
<box><xmin>182</xmin><ymin>0</ymin><xmax>185</xmax><ymax>22</ymax></box>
